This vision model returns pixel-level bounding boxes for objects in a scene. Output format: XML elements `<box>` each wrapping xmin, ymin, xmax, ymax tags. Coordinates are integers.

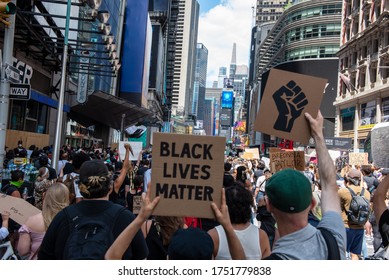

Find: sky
<box><xmin>197</xmin><ymin>0</ymin><xmax>255</xmax><ymax>87</ymax></box>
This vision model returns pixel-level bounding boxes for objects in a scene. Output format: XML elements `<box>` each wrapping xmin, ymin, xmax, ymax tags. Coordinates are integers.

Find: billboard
<box><xmin>221</xmin><ymin>90</ymin><xmax>233</xmax><ymax>109</ymax></box>
<box><xmin>220</xmin><ymin>108</ymin><xmax>232</xmax><ymax>127</ymax></box>
<box><xmin>223</xmin><ymin>78</ymin><xmax>234</xmax><ymax>88</ymax></box>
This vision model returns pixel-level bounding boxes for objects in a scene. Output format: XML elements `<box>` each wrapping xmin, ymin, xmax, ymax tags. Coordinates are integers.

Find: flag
<box><xmin>340</xmin><ymin>73</ymin><xmax>353</xmax><ymax>92</ymax></box>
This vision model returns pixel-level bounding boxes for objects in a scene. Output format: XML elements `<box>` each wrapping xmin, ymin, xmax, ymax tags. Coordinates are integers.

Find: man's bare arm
<box><xmin>305</xmin><ymin>111</ymin><xmax>340</xmax><ymax>214</ymax></box>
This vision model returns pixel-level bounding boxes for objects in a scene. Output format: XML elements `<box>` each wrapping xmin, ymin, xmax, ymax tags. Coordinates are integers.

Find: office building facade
<box><xmin>165</xmin><ymin>0</ymin><xmax>200</xmax><ymax>118</ymax></box>
<box><xmin>334</xmin><ymin>0</ymin><xmax>389</xmax><ymax>151</ymax></box>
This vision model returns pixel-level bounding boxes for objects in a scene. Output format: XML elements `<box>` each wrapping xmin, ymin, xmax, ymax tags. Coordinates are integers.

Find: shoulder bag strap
<box><xmin>318</xmin><ymin>227</ymin><xmax>340</xmax><ymax>260</ymax></box>
<box><xmin>346</xmin><ymin>186</ymin><xmax>357</xmax><ymax>197</ymax></box>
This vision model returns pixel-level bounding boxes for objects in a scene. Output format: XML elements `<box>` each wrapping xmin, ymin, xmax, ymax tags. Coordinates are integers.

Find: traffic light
<box><xmin>0</xmin><ymin>0</ymin><xmax>16</xmax><ymax>26</ymax></box>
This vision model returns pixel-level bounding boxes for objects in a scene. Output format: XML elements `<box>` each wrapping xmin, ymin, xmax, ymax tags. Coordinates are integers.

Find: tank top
<box><xmin>215</xmin><ymin>223</ymin><xmax>262</xmax><ymax>260</ymax></box>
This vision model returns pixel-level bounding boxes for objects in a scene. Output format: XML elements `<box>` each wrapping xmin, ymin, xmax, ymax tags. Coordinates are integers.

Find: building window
<box><xmin>382</xmin><ymin>62</ymin><xmax>389</xmax><ymax>79</ymax></box>
<box><xmin>372</xmin><ymin>39</ymin><xmax>379</xmax><ymax>54</ymax></box>
<box><xmin>341</xmin><ymin>107</ymin><xmax>355</xmax><ymax>131</ymax></box>
<box><xmin>359</xmin><ymin>71</ymin><xmax>366</xmax><ymax>88</ymax></box>
<box><xmin>382</xmin><ymin>97</ymin><xmax>389</xmax><ymax>122</ymax></box>
<box><xmin>361</xmin><ymin>45</ymin><xmax>367</xmax><ymax>58</ymax></box>
<box><xmin>360</xmin><ymin>101</ymin><xmax>376</xmax><ymax>127</ymax></box>
<box><xmin>370</xmin><ymin>67</ymin><xmax>377</xmax><ymax>83</ymax></box>
<box><xmin>8</xmin><ymin>100</ymin><xmax>48</xmax><ymax>133</ymax></box>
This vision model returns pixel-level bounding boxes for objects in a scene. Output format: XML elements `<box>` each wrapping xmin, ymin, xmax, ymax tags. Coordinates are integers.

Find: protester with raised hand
<box><xmin>105</xmin><ymin>187</ymin><xmax>246</xmax><ymax>260</ymax></box>
<box><xmin>263</xmin><ymin>111</ymin><xmax>346</xmax><ymax>259</ymax></box>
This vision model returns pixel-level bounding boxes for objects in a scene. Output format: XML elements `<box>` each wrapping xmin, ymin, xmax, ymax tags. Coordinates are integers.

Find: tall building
<box><xmin>256</xmin><ymin>0</ymin><xmax>289</xmax><ymax>25</ymax></box>
<box><xmin>334</xmin><ymin>0</ymin><xmax>389</xmax><ymax>151</ymax></box>
<box><xmin>229</xmin><ymin>43</ymin><xmax>237</xmax><ymax>79</ymax></box>
<box><xmin>165</xmin><ymin>0</ymin><xmax>200</xmax><ymax>118</ymax></box>
<box><xmin>192</xmin><ymin>43</ymin><xmax>208</xmax><ymax>120</ymax></box>
<box><xmin>218</xmin><ymin>66</ymin><xmax>227</xmax><ymax>88</ymax></box>
<box><xmin>251</xmin><ymin>0</ymin><xmax>343</xmax><ymax>149</ymax></box>
<box><xmin>203</xmin><ymin>98</ymin><xmax>217</xmax><ymax>136</ymax></box>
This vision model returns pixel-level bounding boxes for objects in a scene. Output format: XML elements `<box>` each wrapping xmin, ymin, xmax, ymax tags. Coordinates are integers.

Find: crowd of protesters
<box><xmin>0</xmin><ymin>111</ymin><xmax>388</xmax><ymax>260</ymax></box>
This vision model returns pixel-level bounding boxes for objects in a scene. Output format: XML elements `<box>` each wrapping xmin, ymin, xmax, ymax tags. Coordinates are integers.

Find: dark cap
<box><xmin>265</xmin><ymin>168</ymin><xmax>312</xmax><ymax>213</ymax></box>
<box><xmin>79</xmin><ymin>160</ymin><xmax>109</xmax><ymax>182</ymax></box>
<box><xmin>347</xmin><ymin>168</ymin><xmax>362</xmax><ymax>179</ymax></box>
<box><xmin>39</xmin><ymin>154</ymin><xmax>49</xmax><ymax>166</ymax></box>
<box><xmin>168</xmin><ymin>228</ymin><xmax>214</xmax><ymax>260</ymax></box>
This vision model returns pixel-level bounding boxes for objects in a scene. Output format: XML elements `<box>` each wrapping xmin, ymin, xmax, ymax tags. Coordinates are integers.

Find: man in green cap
<box><xmin>264</xmin><ymin>111</ymin><xmax>346</xmax><ymax>259</ymax></box>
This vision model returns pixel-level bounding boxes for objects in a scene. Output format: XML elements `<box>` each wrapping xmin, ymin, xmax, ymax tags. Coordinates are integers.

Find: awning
<box><xmin>68</xmin><ymin>91</ymin><xmax>153</xmax><ymax>130</ymax></box>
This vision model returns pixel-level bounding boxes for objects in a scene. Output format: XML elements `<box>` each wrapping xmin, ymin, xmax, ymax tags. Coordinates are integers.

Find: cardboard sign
<box><xmin>270</xmin><ymin>150</ymin><xmax>305</xmax><ymax>173</ymax></box>
<box><xmin>349</xmin><ymin>152</ymin><xmax>368</xmax><ymax>166</ymax></box>
<box><xmin>118</xmin><ymin>141</ymin><xmax>143</xmax><ymax>161</ymax></box>
<box><xmin>245</xmin><ymin>148</ymin><xmax>260</xmax><ymax>159</ymax></box>
<box><xmin>242</xmin><ymin>152</ymin><xmax>254</xmax><ymax>160</ymax></box>
<box><xmin>0</xmin><ymin>194</ymin><xmax>41</xmax><ymax>225</ymax></box>
<box><xmin>254</xmin><ymin>69</ymin><xmax>328</xmax><ymax>144</ymax></box>
<box><xmin>151</xmin><ymin>133</ymin><xmax>226</xmax><ymax>219</ymax></box>
<box><xmin>132</xmin><ymin>196</ymin><xmax>142</xmax><ymax>215</ymax></box>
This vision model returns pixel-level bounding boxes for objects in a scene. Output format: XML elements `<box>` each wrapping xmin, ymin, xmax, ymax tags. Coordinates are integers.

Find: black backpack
<box><xmin>346</xmin><ymin>187</ymin><xmax>370</xmax><ymax>226</ymax></box>
<box><xmin>63</xmin><ymin>204</ymin><xmax>125</xmax><ymax>260</ymax></box>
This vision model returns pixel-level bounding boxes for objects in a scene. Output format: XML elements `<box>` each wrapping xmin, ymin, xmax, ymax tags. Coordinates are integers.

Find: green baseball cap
<box><xmin>265</xmin><ymin>168</ymin><xmax>312</xmax><ymax>213</ymax></box>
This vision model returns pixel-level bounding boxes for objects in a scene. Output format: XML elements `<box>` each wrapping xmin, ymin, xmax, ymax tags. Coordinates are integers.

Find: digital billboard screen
<box><xmin>220</xmin><ymin>108</ymin><xmax>232</xmax><ymax>127</ymax></box>
<box><xmin>221</xmin><ymin>91</ymin><xmax>233</xmax><ymax>109</ymax></box>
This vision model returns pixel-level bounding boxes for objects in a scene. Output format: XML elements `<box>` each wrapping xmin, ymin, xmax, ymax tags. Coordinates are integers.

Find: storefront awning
<box><xmin>68</xmin><ymin>91</ymin><xmax>153</xmax><ymax>130</ymax></box>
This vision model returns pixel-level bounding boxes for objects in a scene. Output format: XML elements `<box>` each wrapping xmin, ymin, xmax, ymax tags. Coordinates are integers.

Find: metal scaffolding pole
<box><xmin>0</xmin><ymin>0</ymin><xmax>16</xmax><ymax>168</ymax></box>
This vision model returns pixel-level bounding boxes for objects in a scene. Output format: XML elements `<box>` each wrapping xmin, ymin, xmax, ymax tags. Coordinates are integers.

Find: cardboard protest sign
<box><xmin>349</xmin><ymin>152</ymin><xmax>368</xmax><ymax>166</ymax></box>
<box><xmin>151</xmin><ymin>133</ymin><xmax>226</xmax><ymax>219</ymax></box>
<box><xmin>254</xmin><ymin>69</ymin><xmax>328</xmax><ymax>144</ymax></box>
<box><xmin>242</xmin><ymin>152</ymin><xmax>254</xmax><ymax>160</ymax></box>
<box><xmin>270</xmin><ymin>150</ymin><xmax>305</xmax><ymax>173</ymax></box>
<box><xmin>0</xmin><ymin>194</ymin><xmax>41</xmax><ymax>225</ymax></box>
<box><xmin>118</xmin><ymin>141</ymin><xmax>143</xmax><ymax>161</ymax></box>
<box><xmin>132</xmin><ymin>196</ymin><xmax>142</xmax><ymax>215</ymax></box>
<box><xmin>245</xmin><ymin>148</ymin><xmax>260</xmax><ymax>159</ymax></box>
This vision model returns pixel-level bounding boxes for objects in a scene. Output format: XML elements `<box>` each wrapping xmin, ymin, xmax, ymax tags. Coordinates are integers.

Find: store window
<box><xmin>8</xmin><ymin>99</ymin><xmax>48</xmax><ymax>133</ymax></box>
<box><xmin>382</xmin><ymin>97</ymin><xmax>389</xmax><ymax>122</ymax></box>
<box><xmin>360</xmin><ymin>101</ymin><xmax>376</xmax><ymax>126</ymax></box>
<box><xmin>341</xmin><ymin>107</ymin><xmax>355</xmax><ymax>131</ymax></box>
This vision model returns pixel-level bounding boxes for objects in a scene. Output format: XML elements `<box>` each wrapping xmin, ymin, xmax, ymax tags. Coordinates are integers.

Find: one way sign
<box><xmin>9</xmin><ymin>83</ymin><xmax>31</xmax><ymax>100</ymax></box>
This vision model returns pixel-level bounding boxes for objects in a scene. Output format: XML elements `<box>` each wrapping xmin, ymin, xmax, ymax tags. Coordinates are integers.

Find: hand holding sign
<box><xmin>138</xmin><ymin>184</ymin><xmax>160</xmax><ymax>222</ymax></box>
<box><xmin>124</xmin><ymin>143</ymin><xmax>134</xmax><ymax>157</ymax></box>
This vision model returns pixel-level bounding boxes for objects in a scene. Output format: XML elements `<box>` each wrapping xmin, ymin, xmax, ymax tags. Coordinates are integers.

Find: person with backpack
<box><xmin>338</xmin><ymin>168</ymin><xmax>371</xmax><ymax>260</ymax></box>
<box><xmin>263</xmin><ymin>111</ymin><xmax>346</xmax><ymax>260</ymax></box>
<box><xmin>38</xmin><ymin>160</ymin><xmax>148</xmax><ymax>260</ymax></box>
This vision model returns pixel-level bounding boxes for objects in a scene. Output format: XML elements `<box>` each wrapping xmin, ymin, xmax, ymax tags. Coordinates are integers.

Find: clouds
<box><xmin>198</xmin><ymin>0</ymin><xmax>254</xmax><ymax>87</ymax></box>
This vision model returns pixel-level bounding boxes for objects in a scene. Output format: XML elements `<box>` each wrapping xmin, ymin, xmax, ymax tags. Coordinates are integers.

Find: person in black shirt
<box><xmin>38</xmin><ymin>155</ymin><xmax>57</xmax><ymax>180</ymax></box>
<box><xmin>223</xmin><ymin>162</ymin><xmax>235</xmax><ymax>187</ymax></box>
<box><xmin>38</xmin><ymin>160</ymin><xmax>148</xmax><ymax>260</ymax></box>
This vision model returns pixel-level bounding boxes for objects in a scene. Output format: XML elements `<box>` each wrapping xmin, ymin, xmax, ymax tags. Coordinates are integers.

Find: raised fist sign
<box><xmin>272</xmin><ymin>80</ymin><xmax>308</xmax><ymax>132</ymax></box>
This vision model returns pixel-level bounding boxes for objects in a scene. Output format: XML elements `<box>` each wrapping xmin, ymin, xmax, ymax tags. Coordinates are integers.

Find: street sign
<box><xmin>4</xmin><ymin>63</ymin><xmax>22</xmax><ymax>84</ymax></box>
<box><xmin>9</xmin><ymin>83</ymin><xmax>31</xmax><ymax>100</ymax></box>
